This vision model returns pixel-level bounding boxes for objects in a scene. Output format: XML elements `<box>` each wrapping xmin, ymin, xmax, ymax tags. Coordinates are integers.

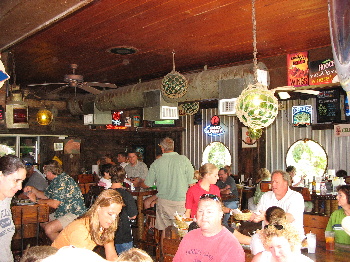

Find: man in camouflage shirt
<box><xmin>25</xmin><ymin>160</ymin><xmax>86</xmax><ymax>241</ymax></box>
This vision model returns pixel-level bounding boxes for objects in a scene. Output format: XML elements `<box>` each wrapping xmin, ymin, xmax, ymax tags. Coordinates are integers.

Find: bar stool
<box><xmin>138</xmin><ymin>209</ymin><xmax>160</xmax><ymax>261</ymax></box>
<box><xmin>11</xmin><ymin>204</ymin><xmax>49</xmax><ymax>255</ymax></box>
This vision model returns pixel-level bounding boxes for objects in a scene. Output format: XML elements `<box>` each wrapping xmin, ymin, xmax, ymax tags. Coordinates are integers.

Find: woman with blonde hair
<box><xmin>185</xmin><ymin>163</ymin><xmax>220</xmax><ymax>218</ymax></box>
<box><xmin>252</xmin><ymin>220</ymin><xmax>312</xmax><ymax>262</ymax></box>
<box><xmin>52</xmin><ymin>189</ymin><xmax>124</xmax><ymax>261</ymax></box>
<box><xmin>116</xmin><ymin>248</ymin><xmax>153</xmax><ymax>262</ymax></box>
<box><xmin>185</xmin><ymin>164</ymin><xmax>251</xmax><ymax>245</ymax></box>
<box><xmin>250</xmin><ymin>206</ymin><xmax>287</xmax><ymax>255</ymax></box>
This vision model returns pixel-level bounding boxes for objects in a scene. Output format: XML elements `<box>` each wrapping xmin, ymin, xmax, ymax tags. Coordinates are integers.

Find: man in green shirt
<box><xmin>145</xmin><ymin>137</ymin><xmax>196</xmax><ymax>231</ymax></box>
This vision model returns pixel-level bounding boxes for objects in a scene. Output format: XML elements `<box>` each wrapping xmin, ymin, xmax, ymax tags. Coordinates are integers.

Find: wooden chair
<box><xmin>138</xmin><ymin>209</ymin><xmax>161</xmax><ymax>261</ymax></box>
<box><xmin>77</xmin><ymin>173</ymin><xmax>95</xmax><ymax>183</ymax></box>
<box><xmin>11</xmin><ymin>204</ymin><xmax>49</xmax><ymax>254</ymax></box>
<box><xmin>290</xmin><ymin>186</ymin><xmax>311</xmax><ymax>201</ymax></box>
<box><xmin>84</xmin><ymin>185</ymin><xmax>105</xmax><ymax>208</ymax></box>
<box><xmin>260</xmin><ymin>181</ymin><xmax>272</xmax><ymax>192</ymax></box>
<box><xmin>163</xmin><ymin>226</ymin><xmax>181</xmax><ymax>262</ymax></box>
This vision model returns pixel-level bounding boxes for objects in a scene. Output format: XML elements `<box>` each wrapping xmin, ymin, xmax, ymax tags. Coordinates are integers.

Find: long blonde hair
<box><xmin>81</xmin><ymin>189</ymin><xmax>124</xmax><ymax>245</ymax></box>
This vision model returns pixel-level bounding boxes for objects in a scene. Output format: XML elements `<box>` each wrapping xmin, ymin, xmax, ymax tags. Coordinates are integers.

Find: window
<box><xmin>202</xmin><ymin>142</ymin><xmax>231</xmax><ymax>169</ymax></box>
<box><xmin>286</xmin><ymin>139</ymin><xmax>328</xmax><ymax>182</ymax></box>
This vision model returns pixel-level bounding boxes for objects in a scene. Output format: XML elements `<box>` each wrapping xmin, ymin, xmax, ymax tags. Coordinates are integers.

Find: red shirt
<box><xmin>185</xmin><ymin>180</ymin><xmax>220</xmax><ymax>218</ymax></box>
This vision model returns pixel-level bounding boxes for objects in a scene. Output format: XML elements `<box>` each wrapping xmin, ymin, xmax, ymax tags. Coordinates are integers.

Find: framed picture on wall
<box><xmin>241</xmin><ymin>127</ymin><xmax>257</xmax><ymax>148</ymax></box>
<box><xmin>64</xmin><ymin>139</ymin><xmax>81</xmax><ymax>154</ymax></box>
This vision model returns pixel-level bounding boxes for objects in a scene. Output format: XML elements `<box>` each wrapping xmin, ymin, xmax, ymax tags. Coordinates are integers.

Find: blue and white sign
<box><xmin>292</xmin><ymin>105</ymin><xmax>313</xmax><ymax>127</ymax></box>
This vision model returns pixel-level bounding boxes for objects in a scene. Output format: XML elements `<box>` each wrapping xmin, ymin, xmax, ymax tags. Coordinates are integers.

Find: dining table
<box><xmin>129</xmin><ymin>187</ymin><xmax>157</xmax><ymax>239</ymax></box>
<box><xmin>245</xmin><ymin>241</ymin><xmax>350</xmax><ymax>262</ymax></box>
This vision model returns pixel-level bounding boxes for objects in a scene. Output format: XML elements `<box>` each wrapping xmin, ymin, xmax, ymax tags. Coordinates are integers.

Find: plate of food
<box><xmin>174</xmin><ymin>212</ymin><xmax>194</xmax><ymax>236</ymax></box>
<box><xmin>16</xmin><ymin>199</ymin><xmax>35</xmax><ymax>206</ymax></box>
<box><xmin>233</xmin><ymin>209</ymin><xmax>252</xmax><ymax>221</ymax></box>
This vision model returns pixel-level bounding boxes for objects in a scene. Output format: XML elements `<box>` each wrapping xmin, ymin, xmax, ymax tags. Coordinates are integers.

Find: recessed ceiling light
<box><xmin>108</xmin><ymin>47</ymin><xmax>137</xmax><ymax>55</ymax></box>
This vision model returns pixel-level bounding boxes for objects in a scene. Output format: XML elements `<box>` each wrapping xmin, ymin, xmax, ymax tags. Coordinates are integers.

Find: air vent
<box><xmin>218</xmin><ymin>98</ymin><xmax>237</xmax><ymax>115</ymax></box>
<box><xmin>161</xmin><ymin>106</ymin><xmax>179</xmax><ymax>119</ymax></box>
<box><xmin>108</xmin><ymin>46</ymin><xmax>137</xmax><ymax>55</ymax></box>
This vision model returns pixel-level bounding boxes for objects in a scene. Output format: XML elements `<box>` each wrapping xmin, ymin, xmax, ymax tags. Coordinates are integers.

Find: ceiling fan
<box><xmin>27</xmin><ymin>64</ymin><xmax>118</xmax><ymax>96</ymax></box>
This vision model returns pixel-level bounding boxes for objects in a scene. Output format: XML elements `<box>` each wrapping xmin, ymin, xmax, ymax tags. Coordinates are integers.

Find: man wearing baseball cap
<box><xmin>22</xmin><ymin>155</ymin><xmax>48</xmax><ymax>191</ymax></box>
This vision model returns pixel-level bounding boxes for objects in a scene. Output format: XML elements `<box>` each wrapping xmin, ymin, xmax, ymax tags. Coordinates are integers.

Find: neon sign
<box><xmin>204</xmin><ymin>115</ymin><xmax>225</xmax><ymax>136</ymax></box>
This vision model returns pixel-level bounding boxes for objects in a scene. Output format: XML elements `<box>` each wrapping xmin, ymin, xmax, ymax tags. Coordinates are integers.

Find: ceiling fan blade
<box><xmin>27</xmin><ymin>82</ymin><xmax>66</xmax><ymax>86</ymax></box>
<box><xmin>49</xmin><ymin>85</ymin><xmax>69</xmax><ymax>94</ymax></box>
<box><xmin>85</xmin><ymin>82</ymin><xmax>117</xmax><ymax>88</ymax></box>
<box><xmin>79</xmin><ymin>82</ymin><xmax>102</xmax><ymax>95</ymax></box>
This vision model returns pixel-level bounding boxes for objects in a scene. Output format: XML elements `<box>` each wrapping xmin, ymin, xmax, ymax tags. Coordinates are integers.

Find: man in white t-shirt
<box><xmin>250</xmin><ymin>170</ymin><xmax>305</xmax><ymax>238</ymax></box>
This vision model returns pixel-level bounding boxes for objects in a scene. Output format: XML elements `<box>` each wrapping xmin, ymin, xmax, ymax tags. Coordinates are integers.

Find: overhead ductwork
<box><xmin>67</xmin><ymin>62</ymin><xmax>269</xmax><ymax>115</ymax></box>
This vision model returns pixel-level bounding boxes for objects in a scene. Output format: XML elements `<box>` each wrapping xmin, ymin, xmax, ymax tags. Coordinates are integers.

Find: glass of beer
<box><xmin>325</xmin><ymin>231</ymin><xmax>335</xmax><ymax>251</ymax></box>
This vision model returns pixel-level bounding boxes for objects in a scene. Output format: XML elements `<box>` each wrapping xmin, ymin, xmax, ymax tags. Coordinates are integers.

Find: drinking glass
<box><xmin>306</xmin><ymin>232</ymin><xmax>316</xmax><ymax>253</ymax></box>
<box><xmin>325</xmin><ymin>231</ymin><xmax>335</xmax><ymax>251</ymax></box>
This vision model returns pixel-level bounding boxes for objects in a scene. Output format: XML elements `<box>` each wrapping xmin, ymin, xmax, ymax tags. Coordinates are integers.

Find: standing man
<box><xmin>24</xmin><ymin>160</ymin><xmax>86</xmax><ymax>241</ymax></box>
<box><xmin>250</xmin><ymin>170</ymin><xmax>305</xmax><ymax>238</ymax></box>
<box><xmin>124</xmin><ymin>151</ymin><xmax>148</xmax><ymax>188</ymax></box>
<box><xmin>216</xmin><ymin>167</ymin><xmax>239</xmax><ymax>226</ymax></box>
<box><xmin>145</xmin><ymin>137</ymin><xmax>196</xmax><ymax>234</ymax></box>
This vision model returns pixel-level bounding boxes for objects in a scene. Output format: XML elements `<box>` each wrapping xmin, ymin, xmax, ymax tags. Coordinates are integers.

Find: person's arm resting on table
<box><xmin>24</xmin><ymin>185</ymin><xmax>61</xmax><ymax>209</ymax></box>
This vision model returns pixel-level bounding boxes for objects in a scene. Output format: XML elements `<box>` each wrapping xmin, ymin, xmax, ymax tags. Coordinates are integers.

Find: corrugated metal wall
<box><xmin>182</xmin><ymin>108</ymin><xmax>238</xmax><ymax>171</ymax></box>
<box><xmin>182</xmin><ymin>98</ymin><xmax>350</xmax><ymax>174</ymax></box>
<box><xmin>265</xmin><ymin>98</ymin><xmax>350</xmax><ymax>173</ymax></box>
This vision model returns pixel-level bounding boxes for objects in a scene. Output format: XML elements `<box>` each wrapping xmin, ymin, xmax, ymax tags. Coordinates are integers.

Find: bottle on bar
<box><xmin>312</xmin><ymin>176</ymin><xmax>316</xmax><ymax>193</ymax></box>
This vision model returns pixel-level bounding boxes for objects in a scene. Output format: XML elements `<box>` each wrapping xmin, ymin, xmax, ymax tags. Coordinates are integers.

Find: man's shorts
<box><xmin>155</xmin><ymin>198</ymin><xmax>185</xmax><ymax>230</ymax></box>
<box><xmin>49</xmin><ymin>213</ymin><xmax>79</xmax><ymax>228</ymax></box>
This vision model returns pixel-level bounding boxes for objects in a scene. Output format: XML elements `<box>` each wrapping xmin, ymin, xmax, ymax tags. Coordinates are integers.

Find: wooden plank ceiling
<box><xmin>1</xmin><ymin>0</ymin><xmax>330</xmax><ymax>98</ymax></box>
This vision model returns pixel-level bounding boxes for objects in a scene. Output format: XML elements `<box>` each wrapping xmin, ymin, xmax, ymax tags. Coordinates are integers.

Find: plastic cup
<box><xmin>306</xmin><ymin>233</ymin><xmax>316</xmax><ymax>253</ymax></box>
<box><xmin>325</xmin><ymin>231</ymin><xmax>335</xmax><ymax>251</ymax></box>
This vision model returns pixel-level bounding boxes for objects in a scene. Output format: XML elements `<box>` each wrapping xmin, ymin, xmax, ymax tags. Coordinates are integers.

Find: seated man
<box><xmin>22</xmin><ymin>155</ymin><xmax>48</xmax><ymax>191</ymax></box>
<box><xmin>250</xmin><ymin>170</ymin><xmax>304</xmax><ymax>239</ymax></box>
<box><xmin>116</xmin><ymin>152</ymin><xmax>128</xmax><ymax>168</ymax></box>
<box><xmin>173</xmin><ymin>194</ymin><xmax>245</xmax><ymax>262</ymax></box>
<box><xmin>216</xmin><ymin>167</ymin><xmax>239</xmax><ymax>226</ymax></box>
<box><xmin>24</xmin><ymin>160</ymin><xmax>86</xmax><ymax>241</ymax></box>
<box><xmin>124</xmin><ymin>151</ymin><xmax>148</xmax><ymax>188</ymax></box>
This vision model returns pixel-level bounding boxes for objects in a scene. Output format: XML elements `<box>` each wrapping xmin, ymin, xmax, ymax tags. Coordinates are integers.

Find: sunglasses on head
<box><xmin>200</xmin><ymin>194</ymin><xmax>221</xmax><ymax>202</ymax></box>
<box><xmin>264</xmin><ymin>224</ymin><xmax>284</xmax><ymax>230</ymax></box>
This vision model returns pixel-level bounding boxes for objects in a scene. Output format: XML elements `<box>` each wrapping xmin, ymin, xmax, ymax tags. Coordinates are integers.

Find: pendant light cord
<box><xmin>172</xmin><ymin>50</ymin><xmax>176</xmax><ymax>72</ymax></box>
<box><xmin>252</xmin><ymin>0</ymin><xmax>258</xmax><ymax>83</ymax></box>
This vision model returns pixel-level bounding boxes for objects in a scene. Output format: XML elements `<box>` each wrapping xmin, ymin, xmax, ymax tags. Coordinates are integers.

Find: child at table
<box><xmin>98</xmin><ymin>164</ymin><xmax>113</xmax><ymax>189</ymax></box>
<box><xmin>110</xmin><ymin>166</ymin><xmax>138</xmax><ymax>254</ymax></box>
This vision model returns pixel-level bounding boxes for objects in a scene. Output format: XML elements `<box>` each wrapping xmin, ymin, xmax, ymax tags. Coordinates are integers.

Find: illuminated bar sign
<box><xmin>287</xmin><ymin>51</ymin><xmax>309</xmax><ymax>87</ymax></box>
<box><xmin>204</xmin><ymin>115</ymin><xmax>225</xmax><ymax>136</ymax></box>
